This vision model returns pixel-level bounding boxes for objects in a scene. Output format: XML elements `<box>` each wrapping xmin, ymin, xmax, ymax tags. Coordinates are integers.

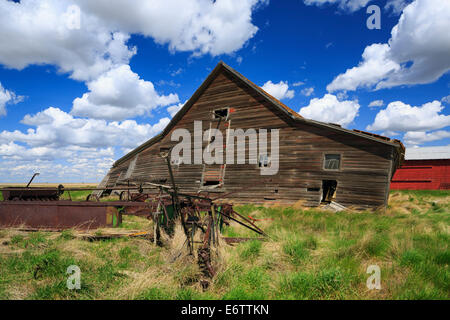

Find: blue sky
<box><xmin>0</xmin><ymin>0</ymin><xmax>449</xmax><ymax>182</ymax></box>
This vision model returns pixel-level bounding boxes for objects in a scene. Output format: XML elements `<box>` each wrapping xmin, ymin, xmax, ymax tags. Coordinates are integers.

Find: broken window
<box><xmin>203</xmin><ymin>180</ymin><xmax>221</xmax><ymax>186</ymax></box>
<box><xmin>202</xmin><ymin>167</ymin><xmax>222</xmax><ymax>187</ymax></box>
<box><xmin>323</xmin><ymin>154</ymin><xmax>341</xmax><ymax>170</ymax></box>
<box><xmin>159</xmin><ymin>147</ymin><xmax>171</xmax><ymax>158</ymax></box>
<box><xmin>258</xmin><ymin>154</ymin><xmax>270</xmax><ymax>168</ymax></box>
<box><xmin>213</xmin><ymin>108</ymin><xmax>229</xmax><ymax>120</ymax></box>
<box><xmin>322</xmin><ymin>180</ymin><xmax>337</xmax><ymax>203</ymax></box>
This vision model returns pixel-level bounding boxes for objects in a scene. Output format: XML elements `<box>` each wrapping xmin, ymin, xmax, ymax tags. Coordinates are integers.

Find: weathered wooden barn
<box><xmin>99</xmin><ymin>62</ymin><xmax>404</xmax><ymax>210</ymax></box>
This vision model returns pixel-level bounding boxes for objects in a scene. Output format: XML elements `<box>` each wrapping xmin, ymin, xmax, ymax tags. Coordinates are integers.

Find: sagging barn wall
<box><xmin>104</xmin><ymin>67</ymin><xmax>398</xmax><ymax>210</ymax></box>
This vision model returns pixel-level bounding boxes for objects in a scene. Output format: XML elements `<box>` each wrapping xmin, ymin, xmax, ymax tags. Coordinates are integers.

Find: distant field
<box><xmin>0</xmin><ymin>183</ymin><xmax>98</xmax><ymax>188</ymax></box>
<box><xmin>0</xmin><ymin>184</ymin><xmax>98</xmax><ymax>201</ymax></box>
<box><xmin>0</xmin><ymin>190</ymin><xmax>448</xmax><ymax>300</ymax></box>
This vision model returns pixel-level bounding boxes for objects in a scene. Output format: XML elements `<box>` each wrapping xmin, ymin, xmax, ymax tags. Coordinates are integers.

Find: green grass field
<box><xmin>0</xmin><ymin>190</ymin><xmax>448</xmax><ymax>300</ymax></box>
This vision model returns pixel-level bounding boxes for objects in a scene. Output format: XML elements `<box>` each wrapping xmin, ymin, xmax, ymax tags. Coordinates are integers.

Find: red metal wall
<box><xmin>391</xmin><ymin>159</ymin><xmax>450</xmax><ymax>190</ymax></box>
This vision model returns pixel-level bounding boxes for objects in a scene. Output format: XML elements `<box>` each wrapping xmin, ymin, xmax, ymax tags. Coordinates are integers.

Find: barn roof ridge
<box><xmin>113</xmin><ymin>61</ymin><xmax>404</xmax><ymax>167</ymax></box>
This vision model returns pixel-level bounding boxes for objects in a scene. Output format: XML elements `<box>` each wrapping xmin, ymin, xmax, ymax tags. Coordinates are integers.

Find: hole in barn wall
<box><xmin>322</xmin><ymin>180</ymin><xmax>337</xmax><ymax>203</ymax></box>
<box><xmin>203</xmin><ymin>180</ymin><xmax>221</xmax><ymax>186</ymax></box>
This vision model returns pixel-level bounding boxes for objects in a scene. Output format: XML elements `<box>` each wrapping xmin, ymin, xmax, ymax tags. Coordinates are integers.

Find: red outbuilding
<box><xmin>391</xmin><ymin>146</ymin><xmax>450</xmax><ymax>190</ymax></box>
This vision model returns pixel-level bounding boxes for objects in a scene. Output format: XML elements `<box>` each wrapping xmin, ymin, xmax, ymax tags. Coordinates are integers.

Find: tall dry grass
<box><xmin>0</xmin><ymin>190</ymin><xmax>448</xmax><ymax>299</ymax></box>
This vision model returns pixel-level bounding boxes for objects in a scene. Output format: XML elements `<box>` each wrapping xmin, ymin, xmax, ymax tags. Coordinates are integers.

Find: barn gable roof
<box><xmin>113</xmin><ymin>61</ymin><xmax>404</xmax><ymax>167</ymax></box>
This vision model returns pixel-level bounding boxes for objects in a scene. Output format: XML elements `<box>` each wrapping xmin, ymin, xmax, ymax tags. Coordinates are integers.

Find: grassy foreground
<box><xmin>0</xmin><ymin>190</ymin><xmax>448</xmax><ymax>300</ymax></box>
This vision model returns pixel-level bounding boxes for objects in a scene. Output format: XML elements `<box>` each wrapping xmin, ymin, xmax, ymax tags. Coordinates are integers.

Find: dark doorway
<box><xmin>322</xmin><ymin>180</ymin><xmax>337</xmax><ymax>203</ymax></box>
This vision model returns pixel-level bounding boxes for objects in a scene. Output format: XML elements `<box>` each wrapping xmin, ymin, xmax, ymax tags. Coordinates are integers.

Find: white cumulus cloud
<box><xmin>0</xmin><ymin>0</ymin><xmax>266</xmax><ymax>123</ymax></box>
<box><xmin>78</xmin><ymin>0</ymin><xmax>266</xmax><ymax>56</ymax></box>
<box><xmin>385</xmin><ymin>0</ymin><xmax>414</xmax><ymax>15</ymax></box>
<box><xmin>304</xmin><ymin>0</ymin><xmax>413</xmax><ymax>14</ymax></box>
<box><xmin>71</xmin><ymin>65</ymin><xmax>179</xmax><ymax>121</ymax></box>
<box><xmin>167</xmin><ymin>101</ymin><xmax>187</xmax><ymax>118</ymax></box>
<box><xmin>0</xmin><ymin>107</ymin><xmax>170</xmax><ymax>181</ymax></box>
<box><xmin>3</xmin><ymin>107</ymin><xmax>170</xmax><ymax>149</ymax></box>
<box><xmin>0</xmin><ymin>0</ymin><xmax>136</xmax><ymax>82</ymax></box>
<box><xmin>301</xmin><ymin>87</ymin><xmax>315</xmax><ymax>97</ymax></box>
<box><xmin>0</xmin><ymin>0</ymin><xmax>265</xmax><ymax>81</ymax></box>
<box><xmin>261</xmin><ymin>80</ymin><xmax>295</xmax><ymax>100</ymax></box>
<box><xmin>0</xmin><ymin>82</ymin><xmax>24</xmax><ymax>117</ymax></box>
<box><xmin>299</xmin><ymin>94</ymin><xmax>360</xmax><ymax>127</ymax></box>
<box><xmin>327</xmin><ymin>0</ymin><xmax>450</xmax><ymax>92</ymax></box>
<box><xmin>366</xmin><ymin>100</ymin><xmax>450</xmax><ymax>132</ymax></box>
<box><xmin>303</xmin><ymin>0</ymin><xmax>371</xmax><ymax>12</ymax></box>
<box><xmin>442</xmin><ymin>95</ymin><xmax>450</xmax><ymax>104</ymax></box>
<box><xmin>327</xmin><ymin>44</ymin><xmax>401</xmax><ymax>92</ymax></box>
<box><xmin>403</xmin><ymin>130</ymin><xmax>450</xmax><ymax>146</ymax></box>
<box><xmin>368</xmin><ymin>100</ymin><xmax>384</xmax><ymax>107</ymax></box>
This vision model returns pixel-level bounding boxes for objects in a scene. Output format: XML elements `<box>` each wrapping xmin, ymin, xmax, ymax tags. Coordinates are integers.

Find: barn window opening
<box><xmin>258</xmin><ymin>154</ymin><xmax>270</xmax><ymax>168</ymax></box>
<box><xmin>324</xmin><ymin>154</ymin><xmax>341</xmax><ymax>170</ymax></box>
<box><xmin>202</xmin><ymin>167</ymin><xmax>223</xmax><ymax>188</ymax></box>
<box><xmin>159</xmin><ymin>147</ymin><xmax>171</xmax><ymax>158</ymax></box>
<box><xmin>322</xmin><ymin>180</ymin><xmax>337</xmax><ymax>203</ymax></box>
<box><xmin>213</xmin><ymin>108</ymin><xmax>229</xmax><ymax>119</ymax></box>
<box><xmin>203</xmin><ymin>180</ymin><xmax>221</xmax><ymax>186</ymax></box>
